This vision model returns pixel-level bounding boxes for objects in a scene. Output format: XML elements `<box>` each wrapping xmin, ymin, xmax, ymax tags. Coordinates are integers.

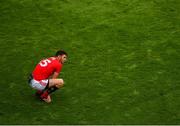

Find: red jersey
<box><xmin>32</xmin><ymin>57</ymin><xmax>62</xmax><ymax>81</ymax></box>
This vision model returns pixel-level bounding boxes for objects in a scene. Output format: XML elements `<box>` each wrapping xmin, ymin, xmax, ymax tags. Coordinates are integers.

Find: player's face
<box><xmin>61</xmin><ymin>55</ymin><xmax>67</xmax><ymax>64</ymax></box>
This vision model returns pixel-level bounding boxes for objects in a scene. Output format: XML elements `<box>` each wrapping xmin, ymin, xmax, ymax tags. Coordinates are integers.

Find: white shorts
<box><xmin>29</xmin><ymin>79</ymin><xmax>49</xmax><ymax>90</ymax></box>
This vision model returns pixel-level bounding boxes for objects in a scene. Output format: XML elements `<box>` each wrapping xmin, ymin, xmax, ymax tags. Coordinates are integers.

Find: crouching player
<box><xmin>28</xmin><ymin>50</ymin><xmax>68</xmax><ymax>103</ymax></box>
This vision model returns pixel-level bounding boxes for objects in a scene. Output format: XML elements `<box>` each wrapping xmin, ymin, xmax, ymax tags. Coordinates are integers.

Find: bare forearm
<box><xmin>52</xmin><ymin>72</ymin><xmax>59</xmax><ymax>79</ymax></box>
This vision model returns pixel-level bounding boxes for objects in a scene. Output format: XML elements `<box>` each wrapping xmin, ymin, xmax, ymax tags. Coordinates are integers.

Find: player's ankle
<box><xmin>40</xmin><ymin>91</ymin><xmax>49</xmax><ymax>99</ymax></box>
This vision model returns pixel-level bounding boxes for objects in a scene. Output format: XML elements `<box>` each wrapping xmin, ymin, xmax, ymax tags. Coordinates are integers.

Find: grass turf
<box><xmin>0</xmin><ymin>0</ymin><xmax>180</xmax><ymax>124</ymax></box>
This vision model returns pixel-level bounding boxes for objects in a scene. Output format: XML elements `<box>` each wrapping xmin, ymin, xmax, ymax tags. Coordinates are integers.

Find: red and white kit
<box><xmin>30</xmin><ymin>57</ymin><xmax>62</xmax><ymax>90</ymax></box>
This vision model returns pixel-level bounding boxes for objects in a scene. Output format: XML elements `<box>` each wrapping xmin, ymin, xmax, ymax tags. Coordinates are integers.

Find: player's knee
<box><xmin>59</xmin><ymin>79</ymin><xmax>64</xmax><ymax>85</ymax></box>
<box><xmin>56</xmin><ymin>79</ymin><xmax>64</xmax><ymax>88</ymax></box>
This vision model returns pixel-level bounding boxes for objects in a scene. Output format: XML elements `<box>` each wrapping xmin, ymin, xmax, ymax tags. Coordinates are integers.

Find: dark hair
<box><xmin>55</xmin><ymin>50</ymin><xmax>68</xmax><ymax>56</ymax></box>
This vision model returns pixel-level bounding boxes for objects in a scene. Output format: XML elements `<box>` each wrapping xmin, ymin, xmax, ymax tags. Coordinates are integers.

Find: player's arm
<box><xmin>52</xmin><ymin>63</ymin><xmax>62</xmax><ymax>79</ymax></box>
<box><xmin>52</xmin><ymin>72</ymin><xmax>59</xmax><ymax>79</ymax></box>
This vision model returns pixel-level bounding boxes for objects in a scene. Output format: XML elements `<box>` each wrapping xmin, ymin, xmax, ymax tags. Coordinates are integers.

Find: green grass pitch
<box><xmin>0</xmin><ymin>0</ymin><xmax>180</xmax><ymax>124</ymax></box>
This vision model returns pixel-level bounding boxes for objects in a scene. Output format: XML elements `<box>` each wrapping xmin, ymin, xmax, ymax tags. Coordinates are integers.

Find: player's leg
<box><xmin>30</xmin><ymin>79</ymin><xmax>51</xmax><ymax>103</ymax></box>
<box><xmin>48</xmin><ymin>78</ymin><xmax>64</xmax><ymax>92</ymax></box>
<box><xmin>40</xmin><ymin>79</ymin><xmax>64</xmax><ymax>100</ymax></box>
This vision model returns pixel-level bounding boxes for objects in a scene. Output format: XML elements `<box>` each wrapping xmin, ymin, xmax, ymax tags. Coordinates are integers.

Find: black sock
<box><xmin>47</xmin><ymin>86</ymin><xmax>58</xmax><ymax>94</ymax></box>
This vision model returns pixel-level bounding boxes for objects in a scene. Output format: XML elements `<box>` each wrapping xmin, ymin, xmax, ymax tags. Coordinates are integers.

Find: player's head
<box><xmin>55</xmin><ymin>50</ymin><xmax>68</xmax><ymax>64</ymax></box>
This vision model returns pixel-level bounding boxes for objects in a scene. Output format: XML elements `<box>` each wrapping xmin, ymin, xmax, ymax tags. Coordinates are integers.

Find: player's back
<box><xmin>32</xmin><ymin>57</ymin><xmax>61</xmax><ymax>81</ymax></box>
